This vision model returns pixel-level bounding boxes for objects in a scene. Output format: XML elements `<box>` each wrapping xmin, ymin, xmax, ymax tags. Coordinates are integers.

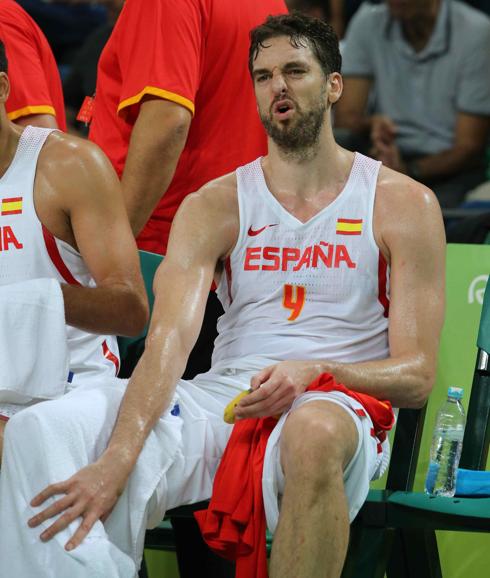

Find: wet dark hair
<box><xmin>0</xmin><ymin>40</ymin><xmax>7</xmax><ymax>74</ymax></box>
<box><xmin>249</xmin><ymin>12</ymin><xmax>341</xmax><ymax>78</ymax></box>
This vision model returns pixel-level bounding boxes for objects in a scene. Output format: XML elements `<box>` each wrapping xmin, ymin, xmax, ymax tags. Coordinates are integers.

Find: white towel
<box><xmin>0</xmin><ymin>278</ymin><xmax>68</xmax><ymax>404</ymax></box>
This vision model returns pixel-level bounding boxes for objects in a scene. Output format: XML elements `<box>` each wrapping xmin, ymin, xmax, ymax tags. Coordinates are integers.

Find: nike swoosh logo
<box><xmin>247</xmin><ymin>224</ymin><xmax>279</xmax><ymax>237</ymax></box>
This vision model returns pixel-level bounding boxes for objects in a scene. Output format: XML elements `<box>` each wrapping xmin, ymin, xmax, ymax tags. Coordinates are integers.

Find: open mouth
<box><xmin>272</xmin><ymin>100</ymin><xmax>295</xmax><ymax>119</ymax></box>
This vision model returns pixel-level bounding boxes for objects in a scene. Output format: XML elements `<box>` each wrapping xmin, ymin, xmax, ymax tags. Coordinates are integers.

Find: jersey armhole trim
<box><xmin>7</xmin><ymin>105</ymin><xmax>56</xmax><ymax>121</ymax></box>
<box><xmin>117</xmin><ymin>86</ymin><xmax>195</xmax><ymax>116</ymax></box>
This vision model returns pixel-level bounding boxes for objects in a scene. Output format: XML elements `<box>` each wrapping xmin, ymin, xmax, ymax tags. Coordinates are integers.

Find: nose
<box><xmin>270</xmin><ymin>69</ymin><xmax>287</xmax><ymax>95</ymax></box>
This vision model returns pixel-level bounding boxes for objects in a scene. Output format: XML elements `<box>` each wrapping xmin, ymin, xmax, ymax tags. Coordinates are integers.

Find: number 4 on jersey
<box><xmin>283</xmin><ymin>284</ymin><xmax>306</xmax><ymax>321</ymax></box>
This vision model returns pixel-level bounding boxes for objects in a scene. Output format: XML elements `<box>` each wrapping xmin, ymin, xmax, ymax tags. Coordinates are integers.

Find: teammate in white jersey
<box><xmin>0</xmin><ymin>38</ymin><xmax>148</xmax><ymax>458</ymax></box>
<box><xmin>18</xmin><ymin>13</ymin><xmax>444</xmax><ymax>578</ymax></box>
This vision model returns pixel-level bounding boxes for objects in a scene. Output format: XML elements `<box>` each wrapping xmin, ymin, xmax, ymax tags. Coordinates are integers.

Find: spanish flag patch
<box><xmin>336</xmin><ymin>218</ymin><xmax>363</xmax><ymax>235</ymax></box>
<box><xmin>1</xmin><ymin>197</ymin><xmax>23</xmax><ymax>216</ymax></box>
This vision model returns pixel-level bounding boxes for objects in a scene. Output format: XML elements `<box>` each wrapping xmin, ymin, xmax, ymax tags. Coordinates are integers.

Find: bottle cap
<box><xmin>448</xmin><ymin>386</ymin><xmax>464</xmax><ymax>400</ymax></box>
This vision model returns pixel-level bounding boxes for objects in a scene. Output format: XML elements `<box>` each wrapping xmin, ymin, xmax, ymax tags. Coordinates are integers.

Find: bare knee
<box><xmin>280</xmin><ymin>402</ymin><xmax>358</xmax><ymax>486</ymax></box>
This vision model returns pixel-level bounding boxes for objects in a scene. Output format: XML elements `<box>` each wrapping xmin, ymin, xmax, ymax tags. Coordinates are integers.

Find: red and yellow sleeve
<box><xmin>0</xmin><ymin>17</ymin><xmax>56</xmax><ymax>121</ymax></box>
<box><xmin>116</xmin><ymin>0</ymin><xmax>203</xmax><ymax>119</ymax></box>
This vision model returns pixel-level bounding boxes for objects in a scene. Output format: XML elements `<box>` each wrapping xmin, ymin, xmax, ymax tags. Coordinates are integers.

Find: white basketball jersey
<box><xmin>212</xmin><ymin>153</ymin><xmax>390</xmax><ymax>368</ymax></box>
<box><xmin>0</xmin><ymin>126</ymin><xmax>119</xmax><ymax>384</ymax></box>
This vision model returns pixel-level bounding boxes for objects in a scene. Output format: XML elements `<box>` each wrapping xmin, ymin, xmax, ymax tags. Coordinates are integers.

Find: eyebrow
<box><xmin>252</xmin><ymin>61</ymin><xmax>311</xmax><ymax>78</ymax></box>
<box><xmin>283</xmin><ymin>61</ymin><xmax>310</xmax><ymax>71</ymax></box>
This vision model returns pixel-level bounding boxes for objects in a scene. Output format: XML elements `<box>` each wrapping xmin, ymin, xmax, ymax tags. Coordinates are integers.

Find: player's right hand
<box><xmin>27</xmin><ymin>455</ymin><xmax>130</xmax><ymax>551</ymax></box>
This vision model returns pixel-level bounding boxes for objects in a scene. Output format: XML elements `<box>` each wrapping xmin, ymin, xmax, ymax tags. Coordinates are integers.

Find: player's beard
<box><xmin>260</xmin><ymin>85</ymin><xmax>327</xmax><ymax>160</ymax></box>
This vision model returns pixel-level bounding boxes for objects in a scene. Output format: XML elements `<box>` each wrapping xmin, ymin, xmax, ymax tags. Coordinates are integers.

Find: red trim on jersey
<box><xmin>337</xmin><ymin>218</ymin><xmax>363</xmax><ymax>224</ymax></box>
<box><xmin>378</xmin><ymin>253</ymin><xmax>390</xmax><ymax>318</ymax></box>
<box><xmin>42</xmin><ymin>225</ymin><xmax>81</xmax><ymax>286</ymax></box>
<box><xmin>225</xmin><ymin>257</ymin><xmax>233</xmax><ymax>305</ymax></box>
<box><xmin>43</xmin><ymin>224</ymin><xmax>120</xmax><ymax>375</ymax></box>
<box><xmin>102</xmin><ymin>340</ymin><xmax>120</xmax><ymax>376</ymax></box>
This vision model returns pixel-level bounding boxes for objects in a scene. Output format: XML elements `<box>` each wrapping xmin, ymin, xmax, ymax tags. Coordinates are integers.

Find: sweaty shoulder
<box><xmin>373</xmin><ymin>165</ymin><xmax>444</xmax><ymax>261</ymax></box>
<box><xmin>34</xmin><ymin>130</ymin><xmax>122</xmax><ymax>247</ymax></box>
<box><xmin>169</xmin><ymin>171</ymin><xmax>239</xmax><ymax>261</ymax></box>
<box><xmin>38</xmin><ymin>131</ymin><xmax>113</xmax><ymax>180</ymax></box>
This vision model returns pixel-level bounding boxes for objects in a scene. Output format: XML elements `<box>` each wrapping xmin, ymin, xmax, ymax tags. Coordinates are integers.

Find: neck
<box><xmin>401</xmin><ymin>0</ymin><xmax>441</xmax><ymax>52</ymax></box>
<box><xmin>263</xmin><ymin>126</ymin><xmax>354</xmax><ymax>200</ymax></box>
<box><xmin>0</xmin><ymin>117</ymin><xmax>22</xmax><ymax>179</ymax></box>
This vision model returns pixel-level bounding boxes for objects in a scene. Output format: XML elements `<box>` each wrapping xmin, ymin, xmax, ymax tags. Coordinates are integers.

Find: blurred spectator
<box><xmin>286</xmin><ymin>0</ymin><xmax>345</xmax><ymax>36</ymax></box>
<box><xmin>286</xmin><ymin>0</ymin><xmax>366</xmax><ymax>38</ymax></box>
<box><xmin>17</xmin><ymin>0</ymin><xmax>107</xmax><ymax>65</ymax></box>
<box><xmin>0</xmin><ymin>0</ymin><xmax>66</xmax><ymax>129</ymax></box>
<box><xmin>335</xmin><ymin>0</ymin><xmax>490</xmax><ymax>208</ymax></box>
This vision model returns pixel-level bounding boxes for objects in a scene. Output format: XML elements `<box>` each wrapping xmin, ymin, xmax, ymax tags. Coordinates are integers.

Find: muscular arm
<box><xmin>28</xmin><ymin>177</ymin><xmax>238</xmax><ymax>547</ymax></box>
<box><xmin>38</xmin><ymin>135</ymin><xmax>149</xmax><ymax>336</ymax></box>
<box><xmin>14</xmin><ymin>113</ymin><xmax>58</xmax><ymax>129</ymax></box>
<box><xmin>102</xmin><ymin>189</ymin><xmax>233</xmax><ymax>470</ymax></box>
<box><xmin>320</xmin><ymin>179</ymin><xmax>445</xmax><ymax>407</ymax></box>
<box><xmin>406</xmin><ymin>113</ymin><xmax>490</xmax><ymax>180</ymax></box>
<box><xmin>237</xmin><ymin>174</ymin><xmax>445</xmax><ymax>419</ymax></box>
<box><xmin>121</xmin><ymin>98</ymin><xmax>192</xmax><ymax>236</ymax></box>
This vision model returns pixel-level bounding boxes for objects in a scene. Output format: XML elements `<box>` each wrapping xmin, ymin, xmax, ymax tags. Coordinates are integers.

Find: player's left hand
<box><xmin>234</xmin><ymin>360</ymin><xmax>324</xmax><ymax>419</ymax></box>
<box><xmin>27</xmin><ymin>456</ymin><xmax>129</xmax><ymax>551</ymax></box>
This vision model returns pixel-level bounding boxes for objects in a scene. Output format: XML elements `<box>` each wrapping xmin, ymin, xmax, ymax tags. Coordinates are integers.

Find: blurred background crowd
<box><xmin>3</xmin><ymin>0</ymin><xmax>489</xmax><ymax>241</ymax></box>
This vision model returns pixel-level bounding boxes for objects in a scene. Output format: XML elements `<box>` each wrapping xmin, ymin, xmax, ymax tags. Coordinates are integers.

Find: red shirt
<box><xmin>90</xmin><ymin>0</ymin><xmax>287</xmax><ymax>254</ymax></box>
<box><xmin>0</xmin><ymin>0</ymin><xmax>66</xmax><ymax>130</ymax></box>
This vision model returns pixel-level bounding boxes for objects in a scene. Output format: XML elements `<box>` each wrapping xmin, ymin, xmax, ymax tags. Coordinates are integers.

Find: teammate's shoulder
<box><xmin>376</xmin><ymin>164</ymin><xmax>440</xmax><ymax>215</ymax></box>
<box><xmin>41</xmin><ymin>130</ymin><xmax>112</xmax><ymax>174</ymax></box>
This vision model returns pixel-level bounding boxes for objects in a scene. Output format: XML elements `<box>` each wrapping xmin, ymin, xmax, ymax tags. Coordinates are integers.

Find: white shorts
<box><xmin>155</xmin><ymin>367</ymin><xmax>390</xmax><ymax>535</ymax></box>
<box><xmin>262</xmin><ymin>390</ymin><xmax>391</xmax><ymax>532</ymax></box>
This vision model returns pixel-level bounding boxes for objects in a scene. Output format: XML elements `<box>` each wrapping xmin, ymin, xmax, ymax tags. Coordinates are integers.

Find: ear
<box><xmin>0</xmin><ymin>72</ymin><xmax>10</xmax><ymax>104</ymax></box>
<box><xmin>327</xmin><ymin>72</ymin><xmax>343</xmax><ymax>104</ymax></box>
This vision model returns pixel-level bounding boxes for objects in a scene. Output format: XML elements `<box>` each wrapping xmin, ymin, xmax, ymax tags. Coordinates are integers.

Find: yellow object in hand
<box><xmin>223</xmin><ymin>389</ymin><xmax>252</xmax><ymax>424</ymax></box>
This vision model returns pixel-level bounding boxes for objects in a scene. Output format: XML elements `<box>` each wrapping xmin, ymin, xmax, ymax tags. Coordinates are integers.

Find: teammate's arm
<box><xmin>14</xmin><ymin>113</ymin><xmax>58</xmax><ymax>128</ymax></box>
<box><xmin>38</xmin><ymin>135</ymin><xmax>149</xmax><ymax>337</ymax></box>
<box><xmin>403</xmin><ymin>113</ymin><xmax>490</xmax><ymax>181</ymax></box>
<box><xmin>236</xmin><ymin>175</ymin><xmax>445</xmax><ymax>418</ymax></box>
<box><xmin>27</xmin><ymin>178</ymin><xmax>238</xmax><ymax>549</ymax></box>
<box><xmin>121</xmin><ymin>97</ymin><xmax>192</xmax><ymax>236</ymax></box>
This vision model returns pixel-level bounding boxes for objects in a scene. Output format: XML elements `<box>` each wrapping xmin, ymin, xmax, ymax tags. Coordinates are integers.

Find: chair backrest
<box><xmin>460</xmin><ymin>280</ymin><xmax>490</xmax><ymax>469</ymax></box>
<box><xmin>385</xmin><ymin>274</ymin><xmax>490</xmax><ymax>489</ymax></box>
<box><xmin>118</xmin><ymin>250</ymin><xmax>163</xmax><ymax>377</ymax></box>
<box><xmin>385</xmin><ymin>406</ymin><xmax>427</xmax><ymax>492</ymax></box>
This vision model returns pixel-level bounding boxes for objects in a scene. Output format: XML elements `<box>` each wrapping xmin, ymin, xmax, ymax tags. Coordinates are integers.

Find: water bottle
<box><xmin>424</xmin><ymin>386</ymin><xmax>466</xmax><ymax>497</ymax></box>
